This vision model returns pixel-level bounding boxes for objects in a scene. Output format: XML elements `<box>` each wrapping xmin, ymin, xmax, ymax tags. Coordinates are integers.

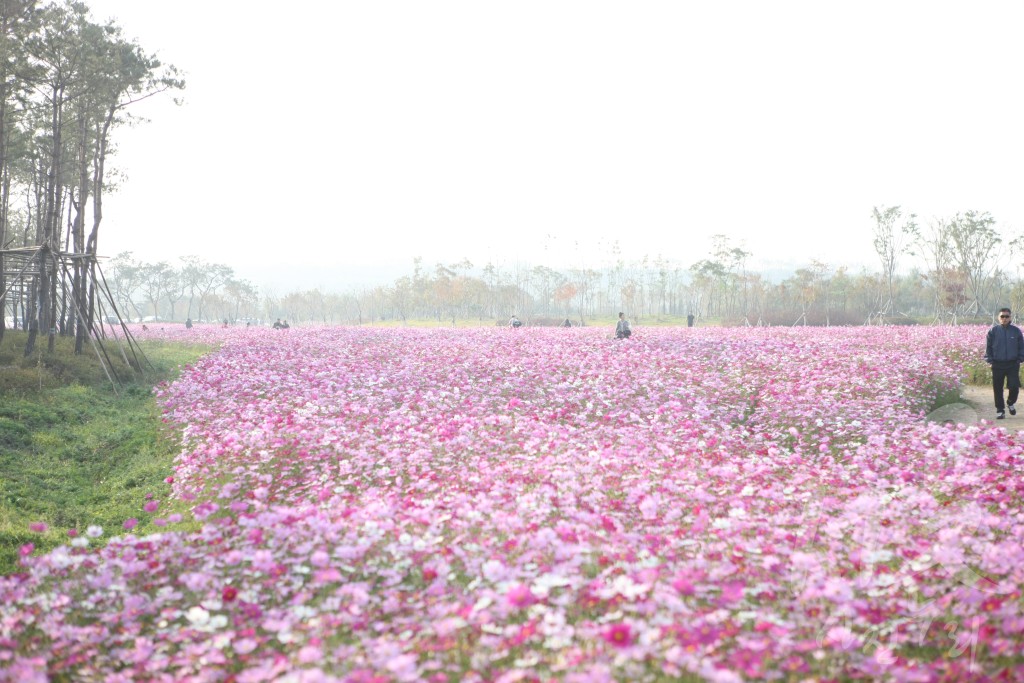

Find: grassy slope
<box><xmin>0</xmin><ymin>331</ymin><xmax>211</xmax><ymax>574</ymax></box>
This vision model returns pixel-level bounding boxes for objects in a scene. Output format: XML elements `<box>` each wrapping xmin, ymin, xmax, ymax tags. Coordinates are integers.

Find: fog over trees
<box><xmin>102</xmin><ymin>211</ymin><xmax>1020</xmax><ymax>327</ymax></box>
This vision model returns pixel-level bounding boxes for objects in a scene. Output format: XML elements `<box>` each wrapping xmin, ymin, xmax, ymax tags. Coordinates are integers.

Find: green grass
<box><xmin>0</xmin><ymin>330</ymin><xmax>212</xmax><ymax>574</ymax></box>
<box><xmin>962</xmin><ymin>360</ymin><xmax>991</xmax><ymax>386</ymax></box>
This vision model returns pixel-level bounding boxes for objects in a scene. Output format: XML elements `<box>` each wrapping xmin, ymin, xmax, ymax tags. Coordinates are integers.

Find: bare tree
<box><xmin>945</xmin><ymin>211</ymin><xmax>1002</xmax><ymax>316</ymax></box>
<box><xmin>138</xmin><ymin>261</ymin><xmax>174</xmax><ymax>319</ymax></box>
<box><xmin>196</xmin><ymin>262</ymin><xmax>233</xmax><ymax>321</ymax></box>
<box><xmin>871</xmin><ymin>205</ymin><xmax>918</xmax><ymax>318</ymax></box>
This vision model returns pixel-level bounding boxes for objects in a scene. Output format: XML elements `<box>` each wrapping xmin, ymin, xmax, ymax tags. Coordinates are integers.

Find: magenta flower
<box><xmin>28</xmin><ymin>522</ymin><xmax>48</xmax><ymax>533</ymax></box>
<box><xmin>602</xmin><ymin>622</ymin><xmax>633</xmax><ymax>648</ymax></box>
<box><xmin>122</xmin><ymin>518</ymin><xmax>138</xmax><ymax>531</ymax></box>
<box><xmin>143</xmin><ymin>500</ymin><xmax>160</xmax><ymax>513</ymax></box>
<box><xmin>718</xmin><ymin>580</ymin><xmax>745</xmax><ymax>604</ymax></box>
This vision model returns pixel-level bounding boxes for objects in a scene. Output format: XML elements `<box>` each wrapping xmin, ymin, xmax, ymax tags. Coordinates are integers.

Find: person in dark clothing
<box><xmin>985</xmin><ymin>307</ymin><xmax>1024</xmax><ymax>419</ymax></box>
<box><xmin>615</xmin><ymin>312</ymin><xmax>631</xmax><ymax>339</ymax></box>
<box><xmin>562</xmin><ymin>318</ymin><xmax>572</xmax><ymax>328</ymax></box>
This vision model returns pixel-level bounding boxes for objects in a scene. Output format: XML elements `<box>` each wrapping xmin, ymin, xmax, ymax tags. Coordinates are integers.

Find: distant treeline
<box><xmin>90</xmin><ymin>208</ymin><xmax>1022</xmax><ymax>326</ymax></box>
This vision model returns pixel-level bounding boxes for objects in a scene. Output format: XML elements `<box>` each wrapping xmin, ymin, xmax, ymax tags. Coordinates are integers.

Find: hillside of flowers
<box><xmin>2</xmin><ymin>324</ymin><xmax>1023</xmax><ymax>682</ymax></box>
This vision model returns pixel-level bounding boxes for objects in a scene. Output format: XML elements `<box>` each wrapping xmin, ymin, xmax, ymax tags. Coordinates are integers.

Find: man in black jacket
<box><xmin>985</xmin><ymin>307</ymin><xmax>1024</xmax><ymax>419</ymax></box>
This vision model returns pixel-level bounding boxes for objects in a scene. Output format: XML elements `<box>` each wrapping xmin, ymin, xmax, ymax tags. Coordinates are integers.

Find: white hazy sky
<box><xmin>84</xmin><ymin>0</ymin><xmax>1024</xmax><ymax>292</ymax></box>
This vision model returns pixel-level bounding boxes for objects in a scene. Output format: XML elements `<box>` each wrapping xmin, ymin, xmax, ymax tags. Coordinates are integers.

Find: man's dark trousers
<box><xmin>991</xmin><ymin>360</ymin><xmax>1021</xmax><ymax>411</ymax></box>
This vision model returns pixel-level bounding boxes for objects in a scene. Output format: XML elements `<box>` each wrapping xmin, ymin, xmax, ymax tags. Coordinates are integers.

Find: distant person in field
<box><xmin>562</xmin><ymin>318</ymin><xmax>572</xmax><ymax>328</ymax></box>
<box><xmin>615</xmin><ymin>312</ymin><xmax>631</xmax><ymax>339</ymax></box>
<box><xmin>273</xmin><ymin>318</ymin><xmax>283</xmax><ymax>329</ymax></box>
<box><xmin>281</xmin><ymin>320</ymin><xmax>290</xmax><ymax>329</ymax></box>
<box><xmin>687</xmin><ymin>313</ymin><xmax>695</xmax><ymax>327</ymax></box>
<box><xmin>985</xmin><ymin>307</ymin><xmax>1024</xmax><ymax>419</ymax></box>
<box><xmin>185</xmin><ymin>317</ymin><xmax>193</xmax><ymax>329</ymax></box>
<box><xmin>509</xmin><ymin>315</ymin><xmax>522</xmax><ymax>328</ymax></box>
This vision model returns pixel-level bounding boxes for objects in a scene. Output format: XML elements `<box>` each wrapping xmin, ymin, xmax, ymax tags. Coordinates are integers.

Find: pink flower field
<box><xmin>2</xmin><ymin>325</ymin><xmax>1023</xmax><ymax>682</ymax></box>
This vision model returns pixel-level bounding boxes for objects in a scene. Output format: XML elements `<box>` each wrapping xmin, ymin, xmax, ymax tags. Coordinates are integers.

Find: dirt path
<box><xmin>928</xmin><ymin>383</ymin><xmax>1020</xmax><ymax>426</ymax></box>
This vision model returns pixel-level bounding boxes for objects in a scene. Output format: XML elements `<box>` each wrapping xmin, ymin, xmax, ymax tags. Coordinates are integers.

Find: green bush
<box><xmin>0</xmin><ymin>418</ymin><xmax>31</xmax><ymax>450</ymax></box>
<box><xmin>0</xmin><ymin>366</ymin><xmax>53</xmax><ymax>393</ymax></box>
<box><xmin>963</xmin><ymin>360</ymin><xmax>990</xmax><ymax>386</ymax></box>
<box><xmin>0</xmin><ymin>399</ymin><xmax>62</xmax><ymax>428</ymax></box>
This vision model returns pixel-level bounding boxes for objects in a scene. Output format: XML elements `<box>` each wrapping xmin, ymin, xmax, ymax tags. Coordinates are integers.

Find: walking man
<box><xmin>985</xmin><ymin>307</ymin><xmax>1024</xmax><ymax>419</ymax></box>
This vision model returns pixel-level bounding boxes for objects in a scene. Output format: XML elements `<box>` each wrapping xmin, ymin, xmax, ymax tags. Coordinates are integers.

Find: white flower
<box><xmin>608</xmin><ymin>574</ymin><xmax>650</xmax><ymax>599</ymax></box>
<box><xmin>185</xmin><ymin>606</ymin><xmax>210</xmax><ymax>626</ymax></box>
<box><xmin>48</xmin><ymin>547</ymin><xmax>73</xmax><ymax>569</ymax></box>
<box><xmin>85</xmin><ymin>525</ymin><xmax>103</xmax><ymax>538</ymax></box>
<box><xmin>532</xmin><ymin>573</ymin><xmax>571</xmax><ymax>597</ymax></box>
<box><xmin>864</xmin><ymin>549</ymin><xmax>894</xmax><ymax>563</ymax></box>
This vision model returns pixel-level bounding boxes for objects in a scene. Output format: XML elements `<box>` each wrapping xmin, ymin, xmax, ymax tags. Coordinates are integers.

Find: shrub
<box><xmin>0</xmin><ymin>418</ymin><xmax>31</xmax><ymax>450</ymax></box>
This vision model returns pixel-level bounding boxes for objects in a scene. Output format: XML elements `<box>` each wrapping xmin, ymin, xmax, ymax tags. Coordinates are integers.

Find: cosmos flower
<box><xmin>601</xmin><ymin>622</ymin><xmax>633</xmax><ymax>648</ymax></box>
<box><xmin>0</xmin><ymin>325</ymin><xmax>1018</xmax><ymax>681</ymax></box>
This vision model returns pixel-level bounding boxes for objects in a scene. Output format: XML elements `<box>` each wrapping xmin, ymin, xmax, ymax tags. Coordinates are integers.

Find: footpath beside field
<box><xmin>956</xmin><ymin>383</ymin><xmax>1015</xmax><ymax>424</ymax></box>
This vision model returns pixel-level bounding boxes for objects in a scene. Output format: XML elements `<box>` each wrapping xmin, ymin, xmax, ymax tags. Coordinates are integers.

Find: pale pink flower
<box><xmin>506</xmin><ymin>583</ymin><xmax>536</xmax><ymax>609</ymax></box>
